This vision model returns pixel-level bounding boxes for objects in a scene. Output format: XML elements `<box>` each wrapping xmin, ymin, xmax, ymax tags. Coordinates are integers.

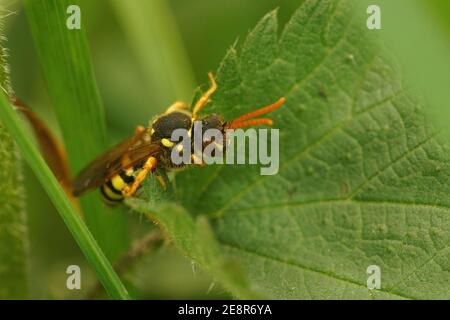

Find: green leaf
<box><xmin>0</xmin><ymin>13</ymin><xmax>29</xmax><ymax>299</ymax></box>
<box><xmin>135</xmin><ymin>0</ymin><xmax>450</xmax><ymax>299</ymax></box>
<box><xmin>0</xmin><ymin>93</ymin><xmax>130</xmax><ymax>300</ymax></box>
<box><xmin>127</xmin><ymin>182</ymin><xmax>263</xmax><ymax>299</ymax></box>
<box><xmin>24</xmin><ymin>0</ymin><xmax>128</xmax><ymax>260</ymax></box>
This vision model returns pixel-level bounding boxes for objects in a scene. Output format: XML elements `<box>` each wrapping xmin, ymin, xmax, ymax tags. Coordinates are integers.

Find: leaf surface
<box><xmin>138</xmin><ymin>0</ymin><xmax>450</xmax><ymax>299</ymax></box>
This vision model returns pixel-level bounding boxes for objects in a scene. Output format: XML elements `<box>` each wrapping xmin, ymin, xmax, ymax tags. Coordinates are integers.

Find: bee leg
<box><xmin>192</xmin><ymin>72</ymin><xmax>217</xmax><ymax>117</ymax></box>
<box><xmin>122</xmin><ymin>156</ymin><xmax>158</xmax><ymax>197</ymax></box>
<box><xmin>165</xmin><ymin>101</ymin><xmax>188</xmax><ymax>114</ymax></box>
<box><xmin>191</xmin><ymin>154</ymin><xmax>205</xmax><ymax>167</ymax></box>
<box><xmin>155</xmin><ymin>174</ymin><xmax>167</xmax><ymax>190</ymax></box>
<box><xmin>135</xmin><ymin>125</ymin><xmax>145</xmax><ymax>135</ymax></box>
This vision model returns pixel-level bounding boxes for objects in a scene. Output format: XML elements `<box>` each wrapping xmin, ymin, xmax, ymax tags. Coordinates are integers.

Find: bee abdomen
<box><xmin>100</xmin><ymin>169</ymin><xmax>136</xmax><ymax>205</ymax></box>
<box><xmin>100</xmin><ymin>183</ymin><xmax>123</xmax><ymax>205</ymax></box>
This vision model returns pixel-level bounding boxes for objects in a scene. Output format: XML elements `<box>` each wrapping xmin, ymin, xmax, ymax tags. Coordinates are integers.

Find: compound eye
<box><xmin>201</xmin><ymin>114</ymin><xmax>223</xmax><ymax>131</ymax></box>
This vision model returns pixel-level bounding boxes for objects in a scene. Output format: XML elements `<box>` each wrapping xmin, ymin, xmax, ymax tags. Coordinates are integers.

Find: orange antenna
<box><xmin>227</xmin><ymin>118</ymin><xmax>273</xmax><ymax>129</ymax></box>
<box><xmin>227</xmin><ymin>97</ymin><xmax>285</xmax><ymax>129</ymax></box>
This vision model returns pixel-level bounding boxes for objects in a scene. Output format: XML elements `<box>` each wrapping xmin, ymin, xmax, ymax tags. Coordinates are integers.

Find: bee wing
<box><xmin>72</xmin><ymin>130</ymin><xmax>161</xmax><ymax>196</ymax></box>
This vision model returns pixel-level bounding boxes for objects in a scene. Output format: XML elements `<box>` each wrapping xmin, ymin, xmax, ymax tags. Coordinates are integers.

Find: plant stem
<box><xmin>0</xmin><ymin>93</ymin><xmax>130</xmax><ymax>300</ymax></box>
<box><xmin>24</xmin><ymin>0</ymin><xmax>129</xmax><ymax>260</ymax></box>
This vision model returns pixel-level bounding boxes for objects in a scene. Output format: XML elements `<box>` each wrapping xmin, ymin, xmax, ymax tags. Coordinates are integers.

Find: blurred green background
<box><xmin>1</xmin><ymin>0</ymin><xmax>448</xmax><ymax>299</ymax></box>
<box><xmin>1</xmin><ymin>0</ymin><xmax>300</xmax><ymax>299</ymax></box>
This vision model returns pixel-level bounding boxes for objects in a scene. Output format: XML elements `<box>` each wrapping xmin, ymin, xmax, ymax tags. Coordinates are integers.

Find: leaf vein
<box><xmin>220</xmin><ymin>241</ymin><xmax>413</xmax><ymax>299</ymax></box>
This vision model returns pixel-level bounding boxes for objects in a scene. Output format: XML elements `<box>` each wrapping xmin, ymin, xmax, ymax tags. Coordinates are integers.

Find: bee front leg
<box><xmin>122</xmin><ymin>156</ymin><xmax>158</xmax><ymax>198</ymax></box>
<box><xmin>135</xmin><ymin>125</ymin><xmax>145</xmax><ymax>135</ymax></box>
<box><xmin>192</xmin><ymin>72</ymin><xmax>217</xmax><ymax>117</ymax></box>
<box><xmin>155</xmin><ymin>174</ymin><xmax>167</xmax><ymax>190</ymax></box>
<box><xmin>164</xmin><ymin>101</ymin><xmax>188</xmax><ymax>114</ymax></box>
<box><xmin>191</xmin><ymin>154</ymin><xmax>205</xmax><ymax>167</ymax></box>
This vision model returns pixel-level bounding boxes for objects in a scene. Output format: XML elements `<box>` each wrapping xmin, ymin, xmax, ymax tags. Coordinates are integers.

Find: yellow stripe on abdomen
<box><xmin>101</xmin><ymin>183</ymin><xmax>123</xmax><ymax>201</ymax></box>
<box><xmin>100</xmin><ymin>170</ymin><xmax>137</xmax><ymax>204</ymax></box>
<box><xmin>111</xmin><ymin>174</ymin><xmax>126</xmax><ymax>191</ymax></box>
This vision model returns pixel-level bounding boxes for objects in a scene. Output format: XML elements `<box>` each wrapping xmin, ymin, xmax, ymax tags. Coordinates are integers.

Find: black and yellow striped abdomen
<box><xmin>100</xmin><ymin>168</ymin><xmax>138</xmax><ymax>205</ymax></box>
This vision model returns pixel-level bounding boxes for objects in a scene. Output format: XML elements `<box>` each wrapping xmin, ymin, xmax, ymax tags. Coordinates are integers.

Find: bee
<box><xmin>72</xmin><ymin>73</ymin><xmax>285</xmax><ymax>204</ymax></box>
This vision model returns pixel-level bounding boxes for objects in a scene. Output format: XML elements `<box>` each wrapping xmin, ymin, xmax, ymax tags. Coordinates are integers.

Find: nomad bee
<box><xmin>72</xmin><ymin>73</ymin><xmax>285</xmax><ymax>204</ymax></box>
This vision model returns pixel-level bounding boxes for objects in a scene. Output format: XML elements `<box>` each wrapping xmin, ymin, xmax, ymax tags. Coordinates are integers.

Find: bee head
<box><xmin>197</xmin><ymin>114</ymin><xmax>225</xmax><ymax>152</ymax></box>
<box><xmin>198</xmin><ymin>114</ymin><xmax>225</xmax><ymax>133</ymax></box>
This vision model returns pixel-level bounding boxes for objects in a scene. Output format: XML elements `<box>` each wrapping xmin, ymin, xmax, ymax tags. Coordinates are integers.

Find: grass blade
<box><xmin>24</xmin><ymin>0</ymin><xmax>128</xmax><ymax>260</ymax></box>
<box><xmin>110</xmin><ymin>0</ymin><xmax>196</xmax><ymax>109</ymax></box>
<box><xmin>0</xmin><ymin>93</ymin><xmax>130</xmax><ymax>300</ymax></box>
<box><xmin>0</xmin><ymin>12</ymin><xmax>29</xmax><ymax>298</ymax></box>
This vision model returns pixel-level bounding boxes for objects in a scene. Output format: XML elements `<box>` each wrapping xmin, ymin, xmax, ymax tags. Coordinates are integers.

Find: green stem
<box><xmin>0</xmin><ymin>93</ymin><xmax>130</xmax><ymax>300</ymax></box>
<box><xmin>24</xmin><ymin>0</ymin><xmax>128</xmax><ymax>260</ymax></box>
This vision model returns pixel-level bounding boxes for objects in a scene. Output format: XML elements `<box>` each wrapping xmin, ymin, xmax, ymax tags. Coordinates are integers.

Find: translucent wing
<box><xmin>72</xmin><ymin>129</ymin><xmax>161</xmax><ymax>196</ymax></box>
